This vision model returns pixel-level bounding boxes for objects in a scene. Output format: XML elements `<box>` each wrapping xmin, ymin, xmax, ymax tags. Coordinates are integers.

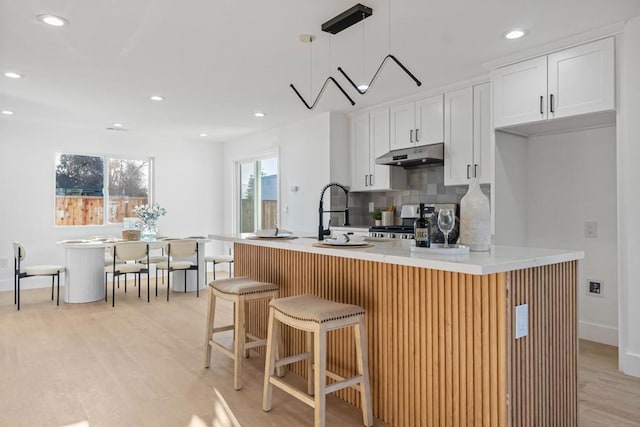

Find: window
<box><xmin>55</xmin><ymin>153</ymin><xmax>152</xmax><ymax>226</ymax></box>
<box><xmin>238</xmin><ymin>156</ymin><xmax>278</xmax><ymax>233</ymax></box>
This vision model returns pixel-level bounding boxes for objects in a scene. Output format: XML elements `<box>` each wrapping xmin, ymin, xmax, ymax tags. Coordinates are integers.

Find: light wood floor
<box><xmin>1</xmin><ymin>277</ymin><xmax>639</xmax><ymax>427</ymax></box>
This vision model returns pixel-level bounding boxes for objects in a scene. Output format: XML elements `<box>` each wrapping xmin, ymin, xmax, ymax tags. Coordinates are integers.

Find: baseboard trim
<box><xmin>579</xmin><ymin>320</ymin><xmax>618</xmax><ymax>346</ymax></box>
<box><xmin>621</xmin><ymin>351</ymin><xmax>640</xmax><ymax>378</ymax></box>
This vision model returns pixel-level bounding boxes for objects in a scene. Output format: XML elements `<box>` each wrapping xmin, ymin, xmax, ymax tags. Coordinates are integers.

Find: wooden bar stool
<box><xmin>262</xmin><ymin>294</ymin><xmax>373</xmax><ymax>427</ymax></box>
<box><xmin>204</xmin><ymin>277</ymin><xmax>279</xmax><ymax>390</ymax></box>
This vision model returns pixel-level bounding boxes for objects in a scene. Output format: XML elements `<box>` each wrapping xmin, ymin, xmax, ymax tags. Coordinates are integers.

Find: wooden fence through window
<box><xmin>55</xmin><ymin>196</ymin><xmax>148</xmax><ymax>226</ymax></box>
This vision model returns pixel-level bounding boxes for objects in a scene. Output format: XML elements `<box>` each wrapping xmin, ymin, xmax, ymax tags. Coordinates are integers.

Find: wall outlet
<box><xmin>584</xmin><ymin>221</ymin><xmax>598</xmax><ymax>238</ymax></box>
<box><xmin>515</xmin><ymin>304</ymin><xmax>528</xmax><ymax>339</ymax></box>
<box><xmin>0</xmin><ymin>257</ymin><xmax>9</xmax><ymax>269</ymax></box>
<box><xmin>587</xmin><ymin>279</ymin><xmax>603</xmax><ymax>297</ymax></box>
<box><xmin>368</xmin><ymin>202</ymin><xmax>375</xmax><ymax>213</ymax></box>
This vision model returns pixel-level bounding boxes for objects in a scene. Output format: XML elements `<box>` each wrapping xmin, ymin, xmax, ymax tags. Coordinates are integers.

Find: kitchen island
<box><xmin>209</xmin><ymin>234</ymin><xmax>583</xmax><ymax>427</ymax></box>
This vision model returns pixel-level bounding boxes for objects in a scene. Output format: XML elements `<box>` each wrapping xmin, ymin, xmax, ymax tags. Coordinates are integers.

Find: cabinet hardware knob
<box><xmin>365</xmin><ymin>175</ymin><xmax>369</xmax><ymax>187</ymax></box>
<box><xmin>410</xmin><ymin>129</ymin><xmax>414</xmax><ymax>143</ymax></box>
<box><xmin>415</xmin><ymin>129</ymin><xmax>420</xmax><ymax>142</ymax></box>
<box><xmin>370</xmin><ymin>174</ymin><xmax>374</xmax><ymax>186</ymax></box>
<box><xmin>474</xmin><ymin>164</ymin><xmax>479</xmax><ymax>178</ymax></box>
<box><xmin>540</xmin><ymin>96</ymin><xmax>544</xmax><ymax>115</ymax></box>
<box><xmin>550</xmin><ymin>94</ymin><xmax>555</xmax><ymax>113</ymax></box>
<box><xmin>467</xmin><ymin>164</ymin><xmax>471</xmax><ymax>179</ymax></box>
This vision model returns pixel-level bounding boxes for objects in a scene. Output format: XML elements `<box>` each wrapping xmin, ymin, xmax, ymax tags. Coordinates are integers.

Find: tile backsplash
<box><xmin>331</xmin><ymin>165</ymin><xmax>490</xmax><ymax>227</ymax></box>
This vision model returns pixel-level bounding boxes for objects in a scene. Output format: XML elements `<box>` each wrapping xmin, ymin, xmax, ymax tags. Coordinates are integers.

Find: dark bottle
<box><xmin>414</xmin><ymin>203</ymin><xmax>430</xmax><ymax>248</ymax></box>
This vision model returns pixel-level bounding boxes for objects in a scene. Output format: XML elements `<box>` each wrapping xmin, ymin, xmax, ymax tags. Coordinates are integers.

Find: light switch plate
<box><xmin>515</xmin><ymin>304</ymin><xmax>528</xmax><ymax>339</ymax></box>
<box><xmin>368</xmin><ymin>202</ymin><xmax>375</xmax><ymax>213</ymax></box>
<box><xmin>585</xmin><ymin>221</ymin><xmax>597</xmax><ymax>238</ymax></box>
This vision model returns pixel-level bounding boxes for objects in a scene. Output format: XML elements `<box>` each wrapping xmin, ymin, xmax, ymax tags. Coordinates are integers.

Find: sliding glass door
<box><xmin>238</xmin><ymin>156</ymin><xmax>278</xmax><ymax>233</ymax></box>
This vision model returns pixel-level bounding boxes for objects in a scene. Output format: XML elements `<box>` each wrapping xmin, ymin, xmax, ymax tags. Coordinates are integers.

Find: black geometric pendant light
<box><xmin>289</xmin><ymin>35</ymin><xmax>356</xmax><ymax>110</ymax></box>
<box><xmin>328</xmin><ymin>2</ymin><xmax>422</xmax><ymax>95</ymax></box>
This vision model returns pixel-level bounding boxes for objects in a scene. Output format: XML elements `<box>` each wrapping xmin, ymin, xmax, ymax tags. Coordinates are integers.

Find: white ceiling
<box><xmin>1</xmin><ymin>0</ymin><xmax>639</xmax><ymax>142</ymax></box>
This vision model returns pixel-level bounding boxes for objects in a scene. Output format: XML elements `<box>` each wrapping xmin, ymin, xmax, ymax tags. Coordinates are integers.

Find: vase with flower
<box><xmin>133</xmin><ymin>203</ymin><xmax>167</xmax><ymax>241</ymax></box>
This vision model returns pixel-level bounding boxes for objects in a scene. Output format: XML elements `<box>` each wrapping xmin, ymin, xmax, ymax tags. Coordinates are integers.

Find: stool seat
<box><xmin>270</xmin><ymin>294</ymin><xmax>364</xmax><ymax>324</ymax></box>
<box><xmin>211</xmin><ymin>277</ymin><xmax>279</xmax><ymax>296</ymax></box>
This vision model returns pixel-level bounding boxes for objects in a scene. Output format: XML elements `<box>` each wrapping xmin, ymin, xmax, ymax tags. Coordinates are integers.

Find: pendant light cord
<box><xmin>388</xmin><ymin>0</ymin><xmax>391</xmax><ymax>54</ymax></box>
<box><xmin>309</xmin><ymin>38</ymin><xmax>313</xmax><ymax>98</ymax></box>
<box><xmin>362</xmin><ymin>12</ymin><xmax>366</xmax><ymax>83</ymax></box>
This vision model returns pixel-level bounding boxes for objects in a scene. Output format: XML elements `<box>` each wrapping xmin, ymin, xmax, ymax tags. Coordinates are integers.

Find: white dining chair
<box><xmin>13</xmin><ymin>242</ymin><xmax>65</xmax><ymax>311</ymax></box>
<box><xmin>157</xmin><ymin>239</ymin><xmax>200</xmax><ymax>301</ymax></box>
<box><xmin>106</xmin><ymin>242</ymin><xmax>150</xmax><ymax>307</ymax></box>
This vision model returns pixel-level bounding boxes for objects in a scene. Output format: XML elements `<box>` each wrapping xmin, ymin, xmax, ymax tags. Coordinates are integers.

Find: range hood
<box><xmin>375</xmin><ymin>143</ymin><xmax>444</xmax><ymax>167</ymax></box>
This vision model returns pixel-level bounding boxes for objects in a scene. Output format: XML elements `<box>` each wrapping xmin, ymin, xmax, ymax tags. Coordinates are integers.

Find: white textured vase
<box><xmin>460</xmin><ymin>177</ymin><xmax>491</xmax><ymax>251</ymax></box>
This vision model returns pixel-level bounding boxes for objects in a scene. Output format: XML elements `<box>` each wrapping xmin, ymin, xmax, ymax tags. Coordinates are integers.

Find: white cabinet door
<box><xmin>444</xmin><ymin>87</ymin><xmax>473</xmax><ymax>186</ymax></box>
<box><xmin>369</xmin><ymin>108</ymin><xmax>390</xmax><ymax>190</ymax></box>
<box><xmin>548</xmin><ymin>37</ymin><xmax>615</xmax><ymax>119</ymax></box>
<box><xmin>351</xmin><ymin>113</ymin><xmax>370</xmax><ymax>192</ymax></box>
<box><xmin>390</xmin><ymin>102</ymin><xmax>415</xmax><ymax>150</ymax></box>
<box><xmin>415</xmin><ymin>94</ymin><xmax>444</xmax><ymax>145</ymax></box>
<box><xmin>492</xmin><ymin>56</ymin><xmax>547</xmax><ymax>128</ymax></box>
<box><xmin>473</xmin><ymin>83</ymin><xmax>491</xmax><ymax>184</ymax></box>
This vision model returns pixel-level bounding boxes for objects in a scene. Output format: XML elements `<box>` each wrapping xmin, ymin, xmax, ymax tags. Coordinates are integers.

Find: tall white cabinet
<box><xmin>350</xmin><ymin>108</ymin><xmax>406</xmax><ymax>192</ymax></box>
<box><xmin>443</xmin><ymin>82</ymin><xmax>491</xmax><ymax>186</ymax></box>
<box><xmin>492</xmin><ymin>37</ymin><xmax>615</xmax><ymax>128</ymax></box>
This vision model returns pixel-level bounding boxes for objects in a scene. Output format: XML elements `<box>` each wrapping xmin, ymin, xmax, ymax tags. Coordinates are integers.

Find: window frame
<box><xmin>232</xmin><ymin>150</ymin><xmax>279</xmax><ymax>234</ymax></box>
<box><xmin>53</xmin><ymin>152</ymin><xmax>155</xmax><ymax>228</ymax></box>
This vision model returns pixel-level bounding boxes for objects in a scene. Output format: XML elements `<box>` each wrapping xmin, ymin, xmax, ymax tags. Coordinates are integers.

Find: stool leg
<box><xmin>262</xmin><ymin>308</ymin><xmax>277</xmax><ymax>412</ymax></box>
<box><xmin>354</xmin><ymin>317</ymin><xmax>373</xmax><ymax>427</ymax></box>
<box><xmin>314</xmin><ymin>327</ymin><xmax>327</xmax><ymax>427</ymax></box>
<box><xmin>204</xmin><ymin>289</ymin><xmax>217</xmax><ymax>368</ymax></box>
<box><xmin>51</xmin><ymin>275</ymin><xmax>54</xmax><ymax>300</ymax></box>
<box><xmin>233</xmin><ymin>297</ymin><xmax>245</xmax><ymax>390</ymax></box>
<box><xmin>56</xmin><ymin>272</ymin><xmax>60</xmax><ymax>306</ymax></box>
<box><xmin>307</xmin><ymin>331</ymin><xmax>314</xmax><ymax>395</ymax></box>
<box><xmin>244</xmin><ymin>300</ymin><xmax>250</xmax><ymax>358</ymax></box>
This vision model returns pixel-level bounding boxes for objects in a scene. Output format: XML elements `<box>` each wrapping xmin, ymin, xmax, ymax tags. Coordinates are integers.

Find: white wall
<box><xmin>618</xmin><ymin>16</ymin><xmax>640</xmax><ymax>377</ymax></box>
<box><xmin>0</xmin><ymin>120</ymin><xmax>223</xmax><ymax>291</ymax></box>
<box><xmin>526</xmin><ymin>126</ymin><xmax>618</xmax><ymax>345</ymax></box>
<box><xmin>221</xmin><ymin>112</ymin><xmax>348</xmax><ymax>237</ymax></box>
<box><xmin>494</xmin><ymin>131</ymin><xmax>528</xmax><ymax>246</ymax></box>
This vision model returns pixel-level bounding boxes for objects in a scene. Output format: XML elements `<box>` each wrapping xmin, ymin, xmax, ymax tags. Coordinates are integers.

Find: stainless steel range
<box><xmin>369</xmin><ymin>203</ymin><xmax>458</xmax><ymax>240</ymax></box>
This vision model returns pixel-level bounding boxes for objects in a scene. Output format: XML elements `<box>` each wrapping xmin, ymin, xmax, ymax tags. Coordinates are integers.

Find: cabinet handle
<box><xmin>550</xmin><ymin>94</ymin><xmax>555</xmax><ymax>113</ymax></box>
<box><xmin>415</xmin><ymin>128</ymin><xmax>420</xmax><ymax>142</ymax></box>
<box><xmin>540</xmin><ymin>96</ymin><xmax>544</xmax><ymax>115</ymax></box>
<box><xmin>410</xmin><ymin>129</ymin><xmax>414</xmax><ymax>143</ymax></box>
<box><xmin>365</xmin><ymin>175</ymin><xmax>369</xmax><ymax>187</ymax></box>
<box><xmin>474</xmin><ymin>164</ymin><xmax>479</xmax><ymax>178</ymax></box>
<box><xmin>467</xmin><ymin>164</ymin><xmax>471</xmax><ymax>179</ymax></box>
<box><xmin>370</xmin><ymin>174</ymin><xmax>374</xmax><ymax>186</ymax></box>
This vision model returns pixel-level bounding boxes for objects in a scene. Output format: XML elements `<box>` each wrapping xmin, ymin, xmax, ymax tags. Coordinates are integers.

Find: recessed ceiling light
<box><xmin>254</xmin><ymin>112</ymin><xmax>266</xmax><ymax>118</ymax></box>
<box><xmin>4</xmin><ymin>72</ymin><xmax>23</xmax><ymax>79</ymax></box>
<box><xmin>150</xmin><ymin>95</ymin><xmax>164</xmax><ymax>101</ymax></box>
<box><xmin>37</xmin><ymin>14</ymin><xmax>69</xmax><ymax>27</ymax></box>
<box><xmin>357</xmin><ymin>84</ymin><xmax>369</xmax><ymax>91</ymax></box>
<box><xmin>113</xmin><ymin>123</ymin><xmax>124</xmax><ymax>127</ymax></box>
<box><xmin>2</xmin><ymin>110</ymin><xmax>14</xmax><ymax>115</ymax></box>
<box><xmin>199</xmin><ymin>133</ymin><xmax>208</xmax><ymax>137</ymax></box>
<box><xmin>504</xmin><ymin>29</ymin><xmax>527</xmax><ymax>40</ymax></box>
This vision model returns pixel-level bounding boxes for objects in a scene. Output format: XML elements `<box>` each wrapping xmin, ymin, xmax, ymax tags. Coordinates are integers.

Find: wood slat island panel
<box><xmin>234</xmin><ymin>243</ymin><xmax>577</xmax><ymax>427</ymax></box>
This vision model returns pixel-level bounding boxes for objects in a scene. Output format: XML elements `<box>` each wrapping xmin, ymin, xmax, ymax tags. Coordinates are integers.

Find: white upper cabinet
<box><xmin>492</xmin><ymin>57</ymin><xmax>548</xmax><ymax>128</ymax></box>
<box><xmin>473</xmin><ymin>83</ymin><xmax>491</xmax><ymax>184</ymax></box>
<box><xmin>390</xmin><ymin>94</ymin><xmax>444</xmax><ymax>150</ymax></box>
<box><xmin>351</xmin><ymin>112</ymin><xmax>371</xmax><ymax>192</ymax></box>
<box><xmin>350</xmin><ymin>107</ymin><xmax>406</xmax><ymax>192</ymax></box>
<box><xmin>547</xmin><ymin>37</ymin><xmax>615</xmax><ymax>119</ymax></box>
<box><xmin>444</xmin><ymin>82</ymin><xmax>491</xmax><ymax>186</ymax></box>
<box><xmin>492</xmin><ymin>37</ymin><xmax>615</xmax><ymax>129</ymax></box>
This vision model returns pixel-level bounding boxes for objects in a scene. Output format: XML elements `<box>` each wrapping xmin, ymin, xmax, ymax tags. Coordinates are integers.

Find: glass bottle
<box><xmin>414</xmin><ymin>203</ymin><xmax>430</xmax><ymax>248</ymax></box>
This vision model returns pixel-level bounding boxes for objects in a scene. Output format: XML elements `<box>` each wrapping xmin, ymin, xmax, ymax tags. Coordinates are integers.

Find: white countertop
<box><xmin>209</xmin><ymin>233</ymin><xmax>584</xmax><ymax>275</ymax></box>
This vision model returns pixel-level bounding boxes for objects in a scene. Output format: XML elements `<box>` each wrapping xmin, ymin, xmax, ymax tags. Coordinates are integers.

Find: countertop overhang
<box><xmin>209</xmin><ymin>234</ymin><xmax>584</xmax><ymax>275</ymax></box>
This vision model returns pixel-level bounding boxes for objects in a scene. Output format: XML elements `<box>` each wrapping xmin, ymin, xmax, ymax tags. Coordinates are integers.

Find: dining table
<box><xmin>56</xmin><ymin>237</ymin><xmax>209</xmax><ymax>303</ymax></box>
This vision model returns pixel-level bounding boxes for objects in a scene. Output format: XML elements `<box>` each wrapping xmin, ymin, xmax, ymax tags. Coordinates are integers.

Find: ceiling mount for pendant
<box><xmin>321</xmin><ymin>4</ymin><xmax>372</xmax><ymax>34</ymax></box>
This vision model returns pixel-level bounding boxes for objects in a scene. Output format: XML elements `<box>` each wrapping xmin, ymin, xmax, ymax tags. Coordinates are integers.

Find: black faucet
<box><xmin>318</xmin><ymin>182</ymin><xmax>350</xmax><ymax>240</ymax></box>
